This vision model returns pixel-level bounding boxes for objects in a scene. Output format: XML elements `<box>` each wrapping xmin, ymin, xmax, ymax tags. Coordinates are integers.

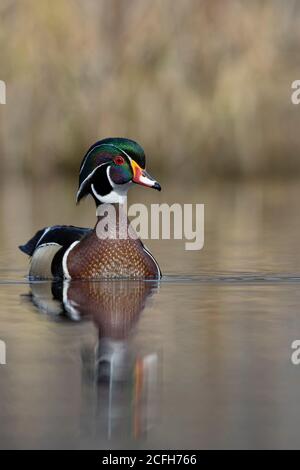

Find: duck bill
<box><xmin>131</xmin><ymin>160</ymin><xmax>161</xmax><ymax>191</ymax></box>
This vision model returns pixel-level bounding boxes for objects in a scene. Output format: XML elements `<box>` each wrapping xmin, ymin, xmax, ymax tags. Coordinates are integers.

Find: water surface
<box><xmin>1</xmin><ymin>179</ymin><xmax>300</xmax><ymax>449</ymax></box>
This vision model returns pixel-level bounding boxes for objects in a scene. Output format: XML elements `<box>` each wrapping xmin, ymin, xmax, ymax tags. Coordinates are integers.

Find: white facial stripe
<box><xmin>116</xmin><ymin>147</ymin><xmax>131</xmax><ymax>160</ymax></box>
<box><xmin>79</xmin><ymin>143</ymin><xmax>120</xmax><ymax>176</ymax></box>
<box><xmin>91</xmin><ymin>185</ymin><xmax>127</xmax><ymax>204</ymax></box>
<box><xmin>128</xmin><ymin>156</ymin><xmax>136</xmax><ymax>169</ymax></box>
<box><xmin>79</xmin><ymin>146</ymin><xmax>141</xmax><ymax>204</ymax></box>
<box><xmin>79</xmin><ymin>144</ymin><xmax>143</xmax><ymax>201</ymax></box>
<box><xmin>77</xmin><ymin>162</ymin><xmax>109</xmax><ymax>201</ymax></box>
<box><xmin>107</xmin><ymin>166</ymin><xmax>131</xmax><ymax>191</ymax></box>
<box><xmin>91</xmin><ymin>184</ymin><xmax>103</xmax><ymax>202</ymax></box>
<box><xmin>79</xmin><ymin>143</ymin><xmax>131</xmax><ymax>177</ymax></box>
<box><xmin>106</xmin><ymin>165</ymin><xmax>115</xmax><ymax>188</ymax></box>
<box><xmin>78</xmin><ymin>146</ymin><xmax>132</xmax><ymax>202</ymax></box>
<box><xmin>91</xmin><ymin>179</ymin><xmax>131</xmax><ymax>204</ymax></box>
<box><xmin>79</xmin><ymin>144</ymin><xmax>103</xmax><ymax>175</ymax></box>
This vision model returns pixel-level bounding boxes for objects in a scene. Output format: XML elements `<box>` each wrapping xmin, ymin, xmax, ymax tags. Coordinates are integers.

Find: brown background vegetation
<box><xmin>0</xmin><ymin>0</ymin><xmax>300</xmax><ymax>181</ymax></box>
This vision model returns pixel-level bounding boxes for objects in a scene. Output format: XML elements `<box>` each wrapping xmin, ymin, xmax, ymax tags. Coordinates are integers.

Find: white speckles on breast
<box><xmin>67</xmin><ymin>231</ymin><xmax>160</xmax><ymax>279</ymax></box>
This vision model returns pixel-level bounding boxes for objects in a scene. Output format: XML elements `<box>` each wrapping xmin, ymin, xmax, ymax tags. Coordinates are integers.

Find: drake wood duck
<box><xmin>19</xmin><ymin>138</ymin><xmax>161</xmax><ymax>279</ymax></box>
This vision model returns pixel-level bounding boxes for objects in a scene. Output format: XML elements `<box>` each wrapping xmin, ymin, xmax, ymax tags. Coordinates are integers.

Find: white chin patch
<box><xmin>91</xmin><ymin>185</ymin><xmax>129</xmax><ymax>204</ymax></box>
<box><xmin>91</xmin><ymin>167</ymin><xmax>131</xmax><ymax>204</ymax></box>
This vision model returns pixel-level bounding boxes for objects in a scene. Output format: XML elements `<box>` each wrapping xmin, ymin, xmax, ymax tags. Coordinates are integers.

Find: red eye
<box><xmin>114</xmin><ymin>156</ymin><xmax>125</xmax><ymax>165</ymax></box>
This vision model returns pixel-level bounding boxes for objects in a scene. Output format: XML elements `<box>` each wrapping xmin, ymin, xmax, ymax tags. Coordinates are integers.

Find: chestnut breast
<box><xmin>67</xmin><ymin>230</ymin><xmax>159</xmax><ymax>279</ymax></box>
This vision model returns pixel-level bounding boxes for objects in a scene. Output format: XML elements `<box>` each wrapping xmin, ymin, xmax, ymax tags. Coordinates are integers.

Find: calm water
<box><xmin>1</xmin><ymin>178</ymin><xmax>300</xmax><ymax>449</ymax></box>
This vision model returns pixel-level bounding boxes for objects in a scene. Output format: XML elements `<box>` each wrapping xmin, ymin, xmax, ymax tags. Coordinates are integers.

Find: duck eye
<box><xmin>114</xmin><ymin>156</ymin><xmax>125</xmax><ymax>165</ymax></box>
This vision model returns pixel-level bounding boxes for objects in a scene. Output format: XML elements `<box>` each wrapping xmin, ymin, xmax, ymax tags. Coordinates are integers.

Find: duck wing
<box><xmin>19</xmin><ymin>225</ymin><xmax>92</xmax><ymax>279</ymax></box>
<box><xmin>19</xmin><ymin>225</ymin><xmax>92</xmax><ymax>256</ymax></box>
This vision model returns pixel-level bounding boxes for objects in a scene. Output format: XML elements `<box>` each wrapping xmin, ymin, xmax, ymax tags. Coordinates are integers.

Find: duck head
<box><xmin>76</xmin><ymin>137</ymin><xmax>161</xmax><ymax>205</ymax></box>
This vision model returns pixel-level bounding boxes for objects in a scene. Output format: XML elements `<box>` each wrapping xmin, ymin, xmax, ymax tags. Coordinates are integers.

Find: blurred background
<box><xmin>0</xmin><ymin>0</ymin><xmax>300</xmax><ymax>274</ymax></box>
<box><xmin>0</xmin><ymin>0</ymin><xmax>300</xmax><ymax>180</ymax></box>
<box><xmin>2</xmin><ymin>1</ymin><xmax>300</xmax><ymax>450</ymax></box>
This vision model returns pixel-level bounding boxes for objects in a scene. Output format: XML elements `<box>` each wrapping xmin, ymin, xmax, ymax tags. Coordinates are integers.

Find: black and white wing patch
<box><xmin>19</xmin><ymin>225</ymin><xmax>92</xmax><ymax>279</ymax></box>
<box><xmin>19</xmin><ymin>225</ymin><xmax>91</xmax><ymax>256</ymax></box>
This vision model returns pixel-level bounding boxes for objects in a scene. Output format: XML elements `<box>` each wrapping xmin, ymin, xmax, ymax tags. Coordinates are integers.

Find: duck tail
<box><xmin>19</xmin><ymin>228</ymin><xmax>48</xmax><ymax>256</ymax></box>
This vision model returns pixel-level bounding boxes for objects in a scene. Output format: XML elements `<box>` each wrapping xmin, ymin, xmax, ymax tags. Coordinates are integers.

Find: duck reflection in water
<box><xmin>26</xmin><ymin>279</ymin><xmax>160</xmax><ymax>440</ymax></box>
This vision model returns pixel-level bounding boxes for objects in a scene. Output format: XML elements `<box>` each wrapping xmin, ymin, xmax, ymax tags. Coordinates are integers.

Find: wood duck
<box><xmin>19</xmin><ymin>138</ymin><xmax>162</xmax><ymax>279</ymax></box>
